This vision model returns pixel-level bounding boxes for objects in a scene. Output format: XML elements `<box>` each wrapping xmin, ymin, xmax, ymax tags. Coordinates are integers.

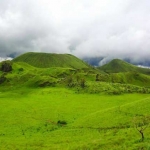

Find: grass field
<box><xmin>0</xmin><ymin>87</ymin><xmax>150</xmax><ymax>150</ymax></box>
<box><xmin>1</xmin><ymin>54</ymin><xmax>150</xmax><ymax>149</ymax></box>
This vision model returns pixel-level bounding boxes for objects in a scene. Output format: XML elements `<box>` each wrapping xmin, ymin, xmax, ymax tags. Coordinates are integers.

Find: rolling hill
<box><xmin>1</xmin><ymin>56</ymin><xmax>150</xmax><ymax>149</ymax></box>
<box><xmin>99</xmin><ymin>59</ymin><xmax>150</xmax><ymax>75</ymax></box>
<box><xmin>13</xmin><ymin>52</ymin><xmax>89</xmax><ymax>69</ymax></box>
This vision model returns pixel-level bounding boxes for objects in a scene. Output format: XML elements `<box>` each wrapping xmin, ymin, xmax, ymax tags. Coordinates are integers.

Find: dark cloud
<box><xmin>0</xmin><ymin>0</ymin><xmax>150</xmax><ymax>64</ymax></box>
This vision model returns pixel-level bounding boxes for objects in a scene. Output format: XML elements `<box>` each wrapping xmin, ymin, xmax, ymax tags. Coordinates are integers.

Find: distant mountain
<box><xmin>13</xmin><ymin>52</ymin><xmax>89</xmax><ymax>69</ymax></box>
<box><xmin>99</xmin><ymin>59</ymin><xmax>150</xmax><ymax>75</ymax></box>
<box><xmin>125</xmin><ymin>59</ymin><xmax>150</xmax><ymax>67</ymax></box>
<box><xmin>83</xmin><ymin>57</ymin><xmax>150</xmax><ymax>67</ymax></box>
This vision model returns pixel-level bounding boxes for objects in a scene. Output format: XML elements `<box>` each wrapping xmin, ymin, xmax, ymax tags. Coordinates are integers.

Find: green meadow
<box><xmin>0</xmin><ymin>53</ymin><xmax>150</xmax><ymax>149</ymax></box>
<box><xmin>0</xmin><ymin>87</ymin><xmax>150</xmax><ymax>150</ymax></box>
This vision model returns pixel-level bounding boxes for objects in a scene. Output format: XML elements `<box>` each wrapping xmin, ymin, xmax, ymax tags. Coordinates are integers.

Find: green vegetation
<box><xmin>99</xmin><ymin>59</ymin><xmax>150</xmax><ymax>75</ymax></box>
<box><xmin>0</xmin><ymin>88</ymin><xmax>150</xmax><ymax>149</ymax></box>
<box><xmin>96</xmin><ymin>72</ymin><xmax>150</xmax><ymax>87</ymax></box>
<box><xmin>0</xmin><ymin>60</ymin><xmax>12</xmax><ymax>72</ymax></box>
<box><xmin>13</xmin><ymin>52</ymin><xmax>89</xmax><ymax>69</ymax></box>
<box><xmin>0</xmin><ymin>53</ymin><xmax>150</xmax><ymax>149</ymax></box>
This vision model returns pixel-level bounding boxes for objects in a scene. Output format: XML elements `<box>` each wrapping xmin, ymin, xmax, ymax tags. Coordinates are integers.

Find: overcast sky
<box><xmin>0</xmin><ymin>0</ymin><xmax>150</xmax><ymax>63</ymax></box>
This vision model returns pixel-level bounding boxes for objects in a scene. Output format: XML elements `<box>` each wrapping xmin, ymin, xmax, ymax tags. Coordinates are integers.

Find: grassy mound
<box><xmin>13</xmin><ymin>52</ymin><xmax>89</xmax><ymax>69</ymax></box>
<box><xmin>99</xmin><ymin>59</ymin><xmax>150</xmax><ymax>75</ymax></box>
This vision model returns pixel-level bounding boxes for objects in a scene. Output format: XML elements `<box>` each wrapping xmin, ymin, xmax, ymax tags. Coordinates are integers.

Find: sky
<box><xmin>0</xmin><ymin>0</ymin><xmax>150</xmax><ymax>65</ymax></box>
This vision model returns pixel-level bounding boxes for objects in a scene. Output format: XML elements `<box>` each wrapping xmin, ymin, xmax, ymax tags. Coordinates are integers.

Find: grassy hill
<box><xmin>1</xmin><ymin>57</ymin><xmax>150</xmax><ymax>149</ymax></box>
<box><xmin>1</xmin><ymin>60</ymin><xmax>150</xmax><ymax>88</ymax></box>
<box><xmin>0</xmin><ymin>60</ymin><xmax>101</xmax><ymax>88</ymax></box>
<box><xmin>99</xmin><ymin>59</ymin><xmax>150</xmax><ymax>75</ymax></box>
<box><xmin>96</xmin><ymin>72</ymin><xmax>150</xmax><ymax>87</ymax></box>
<box><xmin>13</xmin><ymin>52</ymin><xmax>89</xmax><ymax>69</ymax></box>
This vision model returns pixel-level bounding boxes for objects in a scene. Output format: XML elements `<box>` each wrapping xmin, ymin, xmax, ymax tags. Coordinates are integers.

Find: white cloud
<box><xmin>0</xmin><ymin>57</ymin><xmax>12</xmax><ymax>62</ymax></box>
<box><xmin>0</xmin><ymin>0</ymin><xmax>150</xmax><ymax>62</ymax></box>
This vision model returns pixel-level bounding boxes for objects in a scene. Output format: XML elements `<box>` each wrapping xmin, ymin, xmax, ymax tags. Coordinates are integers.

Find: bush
<box><xmin>57</xmin><ymin>120</ymin><xmax>67</xmax><ymax>126</ymax></box>
<box><xmin>0</xmin><ymin>75</ymin><xmax>6</xmax><ymax>84</ymax></box>
<box><xmin>66</xmin><ymin>75</ymin><xmax>76</xmax><ymax>87</ymax></box>
<box><xmin>18</xmin><ymin>68</ymin><xmax>24</xmax><ymax>72</ymax></box>
<box><xmin>80</xmin><ymin>78</ymin><xmax>86</xmax><ymax>88</ymax></box>
<box><xmin>0</xmin><ymin>61</ymin><xmax>12</xmax><ymax>72</ymax></box>
<box><xmin>96</xmin><ymin>74</ymin><xmax>99</xmax><ymax>81</ymax></box>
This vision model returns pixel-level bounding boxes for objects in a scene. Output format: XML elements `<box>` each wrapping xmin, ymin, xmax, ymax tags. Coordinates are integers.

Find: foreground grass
<box><xmin>0</xmin><ymin>87</ymin><xmax>150</xmax><ymax>149</ymax></box>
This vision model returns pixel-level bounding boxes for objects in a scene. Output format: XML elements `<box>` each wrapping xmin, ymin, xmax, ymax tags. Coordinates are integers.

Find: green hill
<box><xmin>0</xmin><ymin>60</ymin><xmax>100</xmax><ymax>88</ymax></box>
<box><xmin>99</xmin><ymin>59</ymin><xmax>150</xmax><ymax>75</ymax></box>
<box><xmin>110</xmin><ymin>72</ymin><xmax>150</xmax><ymax>87</ymax></box>
<box><xmin>95</xmin><ymin>72</ymin><xmax>150</xmax><ymax>87</ymax></box>
<box><xmin>13</xmin><ymin>52</ymin><xmax>89</xmax><ymax>69</ymax></box>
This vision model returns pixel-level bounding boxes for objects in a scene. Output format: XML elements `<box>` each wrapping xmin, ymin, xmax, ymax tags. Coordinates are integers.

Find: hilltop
<box><xmin>13</xmin><ymin>52</ymin><xmax>89</xmax><ymax>69</ymax></box>
<box><xmin>99</xmin><ymin>59</ymin><xmax>150</xmax><ymax>75</ymax></box>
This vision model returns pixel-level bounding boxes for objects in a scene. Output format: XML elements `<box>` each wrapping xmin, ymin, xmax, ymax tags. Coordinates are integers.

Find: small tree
<box><xmin>57</xmin><ymin>120</ymin><xmax>67</xmax><ymax>126</ymax></box>
<box><xmin>0</xmin><ymin>61</ymin><xmax>12</xmax><ymax>72</ymax></box>
<box><xmin>66</xmin><ymin>75</ymin><xmax>73</xmax><ymax>87</ymax></box>
<box><xmin>76</xmin><ymin>75</ymin><xmax>80</xmax><ymax>82</ymax></box>
<box><xmin>0</xmin><ymin>74</ymin><xmax>6</xmax><ymax>84</ymax></box>
<box><xmin>80</xmin><ymin>78</ymin><xmax>86</xmax><ymax>88</ymax></box>
<box><xmin>133</xmin><ymin>115</ymin><xmax>150</xmax><ymax>141</ymax></box>
<box><xmin>96</xmin><ymin>74</ymin><xmax>99</xmax><ymax>81</ymax></box>
<box><xmin>18</xmin><ymin>68</ymin><xmax>24</xmax><ymax>72</ymax></box>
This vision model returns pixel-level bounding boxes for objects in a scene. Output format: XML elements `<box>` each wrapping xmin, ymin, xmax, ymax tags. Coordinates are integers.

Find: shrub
<box><xmin>76</xmin><ymin>75</ymin><xmax>80</xmax><ymax>82</ymax></box>
<box><xmin>39</xmin><ymin>81</ymin><xmax>51</xmax><ymax>87</ymax></box>
<box><xmin>80</xmin><ymin>78</ymin><xmax>86</xmax><ymax>88</ymax></box>
<box><xmin>57</xmin><ymin>120</ymin><xmax>67</xmax><ymax>126</ymax></box>
<box><xmin>96</xmin><ymin>74</ymin><xmax>99</xmax><ymax>81</ymax></box>
<box><xmin>18</xmin><ymin>68</ymin><xmax>24</xmax><ymax>72</ymax></box>
<box><xmin>0</xmin><ymin>61</ymin><xmax>12</xmax><ymax>72</ymax></box>
<box><xmin>66</xmin><ymin>75</ymin><xmax>76</xmax><ymax>87</ymax></box>
<box><xmin>0</xmin><ymin>75</ymin><xmax>6</xmax><ymax>84</ymax></box>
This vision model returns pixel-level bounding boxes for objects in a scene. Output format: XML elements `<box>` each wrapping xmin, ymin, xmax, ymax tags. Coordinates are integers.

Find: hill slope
<box><xmin>13</xmin><ymin>52</ymin><xmax>89</xmax><ymax>69</ymax></box>
<box><xmin>99</xmin><ymin>59</ymin><xmax>150</xmax><ymax>75</ymax></box>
